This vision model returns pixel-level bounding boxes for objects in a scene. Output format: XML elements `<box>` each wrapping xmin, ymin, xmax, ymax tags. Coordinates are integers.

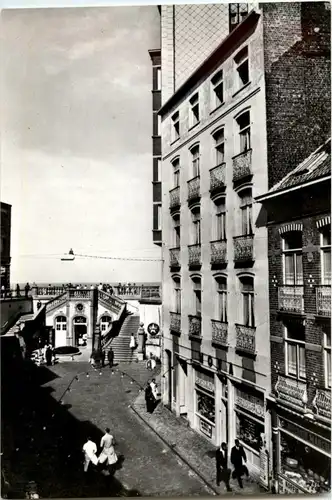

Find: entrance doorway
<box><xmin>73</xmin><ymin>316</ymin><xmax>87</xmax><ymax>346</ymax></box>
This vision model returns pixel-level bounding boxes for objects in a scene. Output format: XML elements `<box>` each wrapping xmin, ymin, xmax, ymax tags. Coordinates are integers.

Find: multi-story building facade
<box><xmin>256</xmin><ymin>139</ymin><xmax>331</xmax><ymax>494</ymax></box>
<box><xmin>149</xmin><ymin>47</ymin><xmax>162</xmax><ymax>246</ymax></box>
<box><xmin>157</xmin><ymin>2</ymin><xmax>330</xmax><ymax>488</ymax></box>
<box><xmin>0</xmin><ymin>201</ymin><xmax>12</xmax><ymax>290</ymax></box>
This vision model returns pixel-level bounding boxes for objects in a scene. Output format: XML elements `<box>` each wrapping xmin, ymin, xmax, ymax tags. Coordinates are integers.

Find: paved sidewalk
<box><xmin>131</xmin><ymin>371</ymin><xmax>266</xmax><ymax>497</ymax></box>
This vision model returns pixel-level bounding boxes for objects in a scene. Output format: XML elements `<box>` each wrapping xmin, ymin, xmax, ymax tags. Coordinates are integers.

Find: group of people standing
<box><xmin>83</xmin><ymin>428</ymin><xmax>118</xmax><ymax>475</ymax></box>
<box><xmin>216</xmin><ymin>439</ymin><xmax>249</xmax><ymax>491</ymax></box>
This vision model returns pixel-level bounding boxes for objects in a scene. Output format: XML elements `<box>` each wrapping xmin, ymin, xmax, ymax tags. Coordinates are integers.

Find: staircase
<box><xmin>104</xmin><ymin>314</ymin><xmax>140</xmax><ymax>363</ymax></box>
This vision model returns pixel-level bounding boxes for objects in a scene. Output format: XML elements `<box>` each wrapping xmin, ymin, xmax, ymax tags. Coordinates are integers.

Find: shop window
<box><xmin>213</xmin><ymin>128</ymin><xmax>225</xmax><ymax>165</ymax></box>
<box><xmin>240</xmin><ymin>276</ymin><xmax>255</xmax><ymax>327</ymax></box>
<box><xmin>285</xmin><ymin>322</ymin><xmax>306</xmax><ymax>380</ymax></box>
<box><xmin>55</xmin><ymin>315</ymin><xmax>67</xmax><ymax>331</ymax></box>
<box><xmin>236</xmin><ymin>412</ymin><xmax>264</xmax><ymax>452</ymax></box>
<box><xmin>324</xmin><ymin>329</ymin><xmax>331</xmax><ymax>388</ymax></box>
<box><xmin>172</xmin><ymin>158</ymin><xmax>180</xmax><ymax>188</ymax></box>
<box><xmin>191</xmin><ymin>207</ymin><xmax>201</xmax><ymax>245</ymax></box>
<box><xmin>171</xmin><ymin>111</ymin><xmax>180</xmax><ymax>142</ymax></box>
<box><xmin>239</xmin><ymin>188</ymin><xmax>252</xmax><ymax>236</ymax></box>
<box><xmin>191</xmin><ymin>145</ymin><xmax>200</xmax><ymax>178</ymax></box>
<box><xmin>214</xmin><ymin>197</ymin><xmax>226</xmax><ymax>241</ymax></box>
<box><xmin>216</xmin><ymin>277</ymin><xmax>227</xmax><ymax>322</ymax></box>
<box><xmin>234</xmin><ymin>46</ymin><xmax>249</xmax><ymax>89</ymax></box>
<box><xmin>189</xmin><ymin>93</ymin><xmax>200</xmax><ymax>127</ymax></box>
<box><xmin>211</xmin><ymin>70</ymin><xmax>224</xmax><ymax>109</ymax></box>
<box><xmin>236</xmin><ymin>111</ymin><xmax>251</xmax><ymax>153</ymax></box>
<box><xmin>320</xmin><ymin>226</ymin><xmax>331</xmax><ymax>285</ymax></box>
<box><xmin>280</xmin><ymin>432</ymin><xmax>331</xmax><ymax>493</ymax></box>
<box><xmin>229</xmin><ymin>3</ymin><xmax>249</xmax><ymax>32</ymax></box>
<box><xmin>196</xmin><ymin>391</ymin><xmax>215</xmax><ymax>424</ymax></box>
<box><xmin>283</xmin><ymin>232</ymin><xmax>303</xmax><ymax>285</ymax></box>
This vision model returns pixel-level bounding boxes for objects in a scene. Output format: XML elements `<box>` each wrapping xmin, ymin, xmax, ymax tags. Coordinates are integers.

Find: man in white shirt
<box><xmin>82</xmin><ymin>437</ymin><xmax>98</xmax><ymax>472</ymax></box>
<box><xmin>150</xmin><ymin>378</ymin><xmax>158</xmax><ymax>400</ymax></box>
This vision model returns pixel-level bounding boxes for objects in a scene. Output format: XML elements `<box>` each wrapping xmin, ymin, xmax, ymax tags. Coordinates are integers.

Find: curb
<box><xmin>130</xmin><ymin>404</ymin><xmax>218</xmax><ymax>496</ymax></box>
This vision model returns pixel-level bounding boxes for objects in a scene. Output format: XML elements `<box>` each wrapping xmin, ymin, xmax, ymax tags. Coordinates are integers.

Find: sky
<box><xmin>0</xmin><ymin>6</ymin><xmax>162</xmax><ymax>284</ymax></box>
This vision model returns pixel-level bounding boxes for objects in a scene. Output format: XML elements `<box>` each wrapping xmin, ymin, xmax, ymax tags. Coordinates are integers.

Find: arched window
<box><xmin>320</xmin><ymin>225</ymin><xmax>331</xmax><ymax>285</ymax></box>
<box><xmin>282</xmin><ymin>232</ymin><xmax>303</xmax><ymax>285</ymax></box>
<box><xmin>215</xmin><ymin>277</ymin><xmax>227</xmax><ymax>323</ymax></box>
<box><xmin>191</xmin><ymin>206</ymin><xmax>201</xmax><ymax>245</ymax></box>
<box><xmin>213</xmin><ymin>197</ymin><xmax>226</xmax><ymax>241</ymax></box>
<box><xmin>236</xmin><ymin>110</ymin><xmax>251</xmax><ymax>153</ymax></box>
<box><xmin>172</xmin><ymin>158</ymin><xmax>180</xmax><ymax>188</ymax></box>
<box><xmin>55</xmin><ymin>315</ymin><xmax>67</xmax><ymax>331</ymax></box>
<box><xmin>100</xmin><ymin>315</ymin><xmax>112</xmax><ymax>332</ymax></box>
<box><xmin>172</xmin><ymin>276</ymin><xmax>181</xmax><ymax>313</ymax></box>
<box><xmin>191</xmin><ymin>145</ymin><xmax>200</xmax><ymax>178</ymax></box>
<box><xmin>213</xmin><ymin>128</ymin><xmax>225</xmax><ymax>165</ymax></box>
<box><xmin>172</xmin><ymin>213</ymin><xmax>180</xmax><ymax>248</ymax></box>
<box><xmin>239</xmin><ymin>276</ymin><xmax>254</xmax><ymax>327</ymax></box>
<box><xmin>192</xmin><ymin>276</ymin><xmax>201</xmax><ymax>316</ymax></box>
<box><xmin>239</xmin><ymin>188</ymin><xmax>253</xmax><ymax>236</ymax></box>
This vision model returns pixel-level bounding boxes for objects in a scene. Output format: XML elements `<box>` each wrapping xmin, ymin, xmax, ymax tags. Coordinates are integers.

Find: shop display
<box><xmin>280</xmin><ymin>433</ymin><xmax>331</xmax><ymax>493</ymax></box>
<box><xmin>196</xmin><ymin>391</ymin><xmax>215</xmax><ymax>423</ymax></box>
<box><xmin>236</xmin><ymin>412</ymin><xmax>264</xmax><ymax>452</ymax></box>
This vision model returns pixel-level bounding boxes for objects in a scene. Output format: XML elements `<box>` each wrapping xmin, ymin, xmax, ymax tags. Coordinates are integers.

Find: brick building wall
<box><xmin>263</xmin><ymin>1</ymin><xmax>331</xmax><ymax>188</ymax></box>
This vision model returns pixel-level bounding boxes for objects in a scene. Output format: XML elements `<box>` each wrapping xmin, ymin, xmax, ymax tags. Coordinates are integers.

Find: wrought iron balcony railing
<box><xmin>233</xmin><ymin>235</ymin><xmax>254</xmax><ymax>263</ymax></box>
<box><xmin>169</xmin><ymin>186</ymin><xmax>180</xmax><ymax>210</ymax></box>
<box><xmin>170</xmin><ymin>311</ymin><xmax>181</xmax><ymax>334</ymax></box>
<box><xmin>316</xmin><ymin>285</ymin><xmax>331</xmax><ymax>317</ymax></box>
<box><xmin>278</xmin><ymin>285</ymin><xmax>304</xmax><ymax>314</ymax></box>
<box><xmin>187</xmin><ymin>176</ymin><xmax>200</xmax><ymax>203</ymax></box>
<box><xmin>211</xmin><ymin>319</ymin><xmax>228</xmax><ymax>347</ymax></box>
<box><xmin>232</xmin><ymin>149</ymin><xmax>252</xmax><ymax>182</ymax></box>
<box><xmin>211</xmin><ymin>240</ymin><xmax>227</xmax><ymax>265</ymax></box>
<box><xmin>188</xmin><ymin>314</ymin><xmax>201</xmax><ymax>337</ymax></box>
<box><xmin>169</xmin><ymin>247</ymin><xmax>180</xmax><ymax>268</ymax></box>
<box><xmin>188</xmin><ymin>244</ymin><xmax>201</xmax><ymax>267</ymax></box>
<box><xmin>210</xmin><ymin>163</ymin><xmax>226</xmax><ymax>195</ymax></box>
<box><xmin>235</xmin><ymin>323</ymin><xmax>256</xmax><ymax>355</ymax></box>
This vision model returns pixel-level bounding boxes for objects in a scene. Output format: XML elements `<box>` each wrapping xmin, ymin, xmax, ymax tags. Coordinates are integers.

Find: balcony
<box><xmin>235</xmin><ymin>324</ymin><xmax>256</xmax><ymax>355</ymax></box>
<box><xmin>211</xmin><ymin>320</ymin><xmax>228</xmax><ymax>347</ymax></box>
<box><xmin>188</xmin><ymin>244</ymin><xmax>201</xmax><ymax>268</ymax></box>
<box><xmin>188</xmin><ymin>314</ymin><xmax>201</xmax><ymax>337</ymax></box>
<box><xmin>209</xmin><ymin>163</ymin><xmax>226</xmax><ymax>195</ymax></box>
<box><xmin>278</xmin><ymin>286</ymin><xmax>304</xmax><ymax>314</ymax></box>
<box><xmin>210</xmin><ymin>240</ymin><xmax>227</xmax><ymax>266</ymax></box>
<box><xmin>169</xmin><ymin>186</ymin><xmax>180</xmax><ymax>211</ymax></box>
<box><xmin>233</xmin><ymin>235</ymin><xmax>254</xmax><ymax>264</ymax></box>
<box><xmin>170</xmin><ymin>311</ymin><xmax>181</xmax><ymax>334</ymax></box>
<box><xmin>169</xmin><ymin>247</ymin><xmax>180</xmax><ymax>269</ymax></box>
<box><xmin>316</xmin><ymin>285</ymin><xmax>331</xmax><ymax>317</ymax></box>
<box><xmin>232</xmin><ymin>149</ymin><xmax>252</xmax><ymax>182</ymax></box>
<box><xmin>187</xmin><ymin>176</ymin><xmax>200</xmax><ymax>204</ymax></box>
<box><xmin>275</xmin><ymin>375</ymin><xmax>308</xmax><ymax>408</ymax></box>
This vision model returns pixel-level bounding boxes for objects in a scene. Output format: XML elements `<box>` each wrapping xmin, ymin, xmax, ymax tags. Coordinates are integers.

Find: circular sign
<box><xmin>76</xmin><ymin>303</ymin><xmax>84</xmax><ymax>313</ymax></box>
<box><xmin>147</xmin><ymin>323</ymin><xmax>160</xmax><ymax>336</ymax></box>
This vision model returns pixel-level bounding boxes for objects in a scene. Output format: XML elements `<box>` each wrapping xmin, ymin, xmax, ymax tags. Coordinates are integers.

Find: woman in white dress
<box><xmin>98</xmin><ymin>428</ymin><xmax>118</xmax><ymax>475</ymax></box>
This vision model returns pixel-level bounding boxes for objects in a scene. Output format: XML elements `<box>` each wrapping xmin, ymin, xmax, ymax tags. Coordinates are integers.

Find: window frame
<box><xmin>191</xmin><ymin>145</ymin><xmax>200</xmax><ymax>178</ymax></box>
<box><xmin>229</xmin><ymin>3</ymin><xmax>249</xmax><ymax>32</ymax></box>
<box><xmin>172</xmin><ymin>158</ymin><xmax>180</xmax><ymax>188</ymax></box>
<box><xmin>282</xmin><ymin>233</ymin><xmax>303</xmax><ymax>286</ymax></box>
<box><xmin>324</xmin><ymin>330</ymin><xmax>331</xmax><ymax>388</ymax></box>
<box><xmin>234</xmin><ymin>46</ymin><xmax>249</xmax><ymax>90</ymax></box>
<box><xmin>189</xmin><ymin>93</ymin><xmax>200</xmax><ymax>127</ymax></box>
<box><xmin>173</xmin><ymin>215</ymin><xmax>181</xmax><ymax>247</ymax></box>
<box><xmin>55</xmin><ymin>315</ymin><xmax>67</xmax><ymax>331</ymax></box>
<box><xmin>239</xmin><ymin>189</ymin><xmax>253</xmax><ymax>236</ymax></box>
<box><xmin>171</xmin><ymin>111</ymin><xmax>180</xmax><ymax>142</ymax></box>
<box><xmin>213</xmin><ymin>128</ymin><xmax>225</xmax><ymax>166</ymax></box>
<box><xmin>320</xmin><ymin>226</ymin><xmax>331</xmax><ymax>285</ymax></box>
<box><xmin>285</xmin><ymin>324</ymin><xmax>306</xmax><ymax>381</ymax></box>
<box><xmin>216</xmin><ymin>278</ymin><xmax>227</xmax><ymax>323</ymax></box>
<box><xmin>191</xmin><ymin>207</ymin><xmax>201</xmax><ymax>245</ymax></box>
<box><xmin>211</xmin><ymin>70</ymin><xmax>224</xmax><ymax>109</ymax></box>
<box><xmin>156</xmin><ymin>66</ymin><xmax>161</xmax><ymax>91</ymax></box>
<box><xmin>156</xmin><ymin>204</ymin><xmax>162</xmax><ymax>231</ymax></box>
<box><xmin>192</xmin><ymin>278</ymin><xmax>202</xmax><ymax>317</ymax></box>
<box><xmin>236</xmin><ymin>110</ymin><xmax>251</xmax><ymax>154</ymax></box>
<box><xmin>240</xmin><ymin>277</ymin><xmax>255</xmax><ymax>327</ymax></box>
<box><xmin>214</xmin><ymin>198</ymin><xmax>226</xmax><ymax>241</ymax></box>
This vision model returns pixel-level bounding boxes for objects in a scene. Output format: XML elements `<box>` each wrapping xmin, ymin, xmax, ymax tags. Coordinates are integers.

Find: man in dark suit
<box><xmin>230</xmin><ymin>439</ymin><xmax>248</xmax><ymax>488</ymax></box>
<box><xmin>216</xmin><ymin>442</ymin><xmax>232</xmax><ymax>491</ymax></box>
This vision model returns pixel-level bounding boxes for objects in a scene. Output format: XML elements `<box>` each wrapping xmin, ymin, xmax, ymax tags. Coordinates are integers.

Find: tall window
<box><xmin>240</xmin><ymin>277</ymin><xmax>254</xmax><ymax>327</ymax></box>
<box><xmin>172</xmin><ymin>158</ymin><xmax>180</xmax><ymax>188</ymax></box>
<box><xmin>321</xmin><ymin>226</ymin><xmax>331</xmax><ymax>284</ymax></box>
<box><xmin>237</xmin><ymin>111</ymin><xmax>251</xmax><ymax>153</ymax></box>
<box><xmin>234</xmin><ymin>46</ymin><xmax>249</xmax><ymax>88</ymax></box>
<box><xmin>190</xmin><ymin>93</ymin><xmax>200</xmax><ymax>126</ymax></box>
<box><xmin>324</xmin><ymin>329</ymin><xmax>331</xmax><ymax>388</ymax></box>
<box><xmin>173</xmin><ymin>278</ymin><xmax>181</xmax><ymax>313</ymax></box>
<box><xmin>171</xmin><ymin>111</ymin><xmax>180</xmax><ymax>142</ymax></box>
<box><xmin>217</xmin><ymin>278</ymin><xmax>227</xmax><ymax>322</ymax></box>
<box><xmin>156</xmin><ymin>204</ymin><xmax>162</xmax><ymax>231</ymax></box>
<box><xmin>192</xmin><ymin>207</ymin><xmax>201</xmax><ymax>245</ymax></box>
<box><xmin>193</xmin><ymin>278</ymin><xmax>202</xmax><ymax>316</ymax></box>
<box><xmin>229</xmin><ymin>3</ymin><xmax>249</xmax><ymax>31</ymax></box>
<box><xmin>173</xmin><ymin>215</ymin><xmax>180</xmax><ymax>247</ymax></box>
<box><xmin>191</xmin><ymin>145</ymin><xmax>200</xmax><ymax>177</ymax></box>
<box><xmin>240</xmin><ymin>189</ymin><xmax>253</xmax><ymax>235</ymax></box>
<box><xmin>213</xmin><ymin>129</ymin><xmax>225</xmax><ymax>165</ymax></box>
<box><xmin>100</xmin><ymin>315</ymin><xmax>112</xmax><ymax>332</ymax></box>
<box><xmin>211</xmin><ymin>70</ymin><xmax>224</xmax><ymax>108</ymax></box>
<box><xmin>55</xmin><ymin>316</ymin><xmax>67</xmax><ymax>331</ymax></box>
<box><xmin>283</xmin><ymin>233</ymin><xmax>303</xmax><ymax>285</ymax></box>
<box><xmin>285</xmin><ymin>323</ymin><xmax>306</xmax><ymax>380</ymax></box>
<box><xmin>156</xmin><ymin>67</ymin><xmax>161</xmax><ymax>90</ymax></box>
<box><xmin>215</xmin><ymin>198</ymin><xmax>226</xmax><ymax>241</ymax></box>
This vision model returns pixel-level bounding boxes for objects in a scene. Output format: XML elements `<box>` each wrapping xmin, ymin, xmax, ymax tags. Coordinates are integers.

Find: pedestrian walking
<box><xmin>107</xmin><ymin>348</ymin><xmax>114</xmax><ymax>369</ymax></box>
<box><xmin>150</xmin><ymin>378</ymin><xmax>158</xmax><ymax>401</ymax></box>
<box><xmin>145</xmin><ymin>382</ymin><xmax>155</xmax><ymax>413</ymax></box>
<box><xmin>16</xmin><ymin>284</ymin><xmax>21</xmax><ymax>297</ymax></box>
<box><xmin>98</xmin><ymin>428</ymin><xmax>118</xmax><ymax>475</ymax></box>
<box><xmin>129</xmin><ymin>334</ymin><xmax>136</xmax><ymax>361</ymax></box>
<box><xmin>24</xmin><ymin>282</ymin><xmax>30</xmax><ymax>298</ymax></box>
<box><xmin>45</xmin><ymin>345</ymin><xmax>53</xmax><ymax>366</ymax></box>
<box><xmin>216</xmin><ymin>442</ymin><xmax>232</xmax><ymax>491</ymax></box>
<box><xmin>230</xmin><ymin>439</ymin><xmax>248</xmax><ymax>489</ymax></box>
<box><xmin>83</xmin><ymin>437</ymin><xmax>98</xmax><ymax>473</ymax></box>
